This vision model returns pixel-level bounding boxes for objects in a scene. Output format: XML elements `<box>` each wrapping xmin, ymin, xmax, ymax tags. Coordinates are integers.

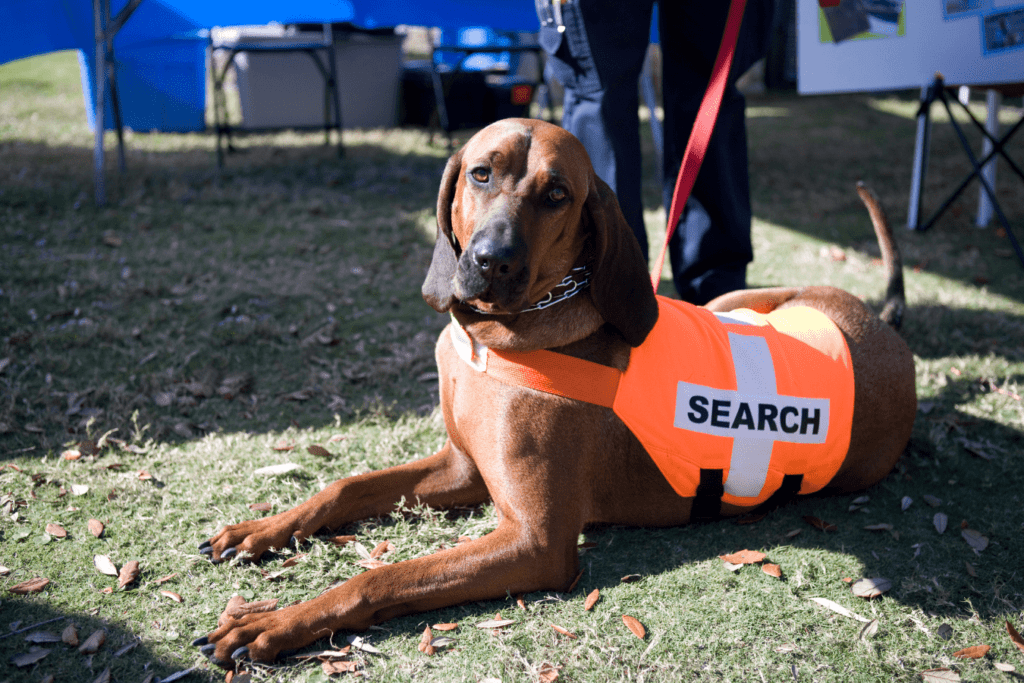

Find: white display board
<box><xmin>798</xmin><ymin>0</ymin><xmax>1024</xmax><ymax>94</ymax></box>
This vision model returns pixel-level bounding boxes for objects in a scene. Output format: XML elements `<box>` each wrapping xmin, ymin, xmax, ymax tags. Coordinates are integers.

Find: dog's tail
<box><xmin>856</xmin><ymin>181</ymin><xmax>905</xmax><ymax>331</ymax></box>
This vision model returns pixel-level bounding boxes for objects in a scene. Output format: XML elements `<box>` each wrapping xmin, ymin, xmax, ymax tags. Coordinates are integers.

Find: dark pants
<box><xmin>540</xmin><ymin>0</ymin><xmax>773</xmax><ymax>304</ymax></box>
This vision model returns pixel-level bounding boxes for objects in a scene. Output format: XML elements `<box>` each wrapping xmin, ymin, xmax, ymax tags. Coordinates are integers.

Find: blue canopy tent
<box><xmin>0</xmin><ymin>0</ymin><xmax>540</xmax><ymax>203</ymax></box>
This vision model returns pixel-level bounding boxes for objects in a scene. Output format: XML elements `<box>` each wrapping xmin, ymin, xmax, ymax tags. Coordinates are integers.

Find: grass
<box><xmin>1</xmin><ymin>49</ymin><xmax>1023</xmax><ymax>682</ymax></box>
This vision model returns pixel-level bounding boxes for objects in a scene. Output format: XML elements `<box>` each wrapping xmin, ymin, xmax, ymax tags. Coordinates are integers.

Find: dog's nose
<box><xmin>471</xmin><ymin>236</ymin><xmax>521</xmax><ymax>278</ymax></box>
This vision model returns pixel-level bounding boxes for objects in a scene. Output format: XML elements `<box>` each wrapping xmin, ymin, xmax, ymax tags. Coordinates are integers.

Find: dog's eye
<box><xmin>471</xmin><ymin>168</ymin><xmax>490</xmax><ymax>184</ymax></box>
<box><xmin>547</xmin><ymin>187</ymin><xmax>567</xmax><ymax>204</ymax></box>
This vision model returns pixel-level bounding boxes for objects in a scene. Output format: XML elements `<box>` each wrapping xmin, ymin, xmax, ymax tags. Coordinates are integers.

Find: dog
<box><xmin>194</xmin><ymin>118</ymin><xmax>916</xmax><ymax>667</ymax></box>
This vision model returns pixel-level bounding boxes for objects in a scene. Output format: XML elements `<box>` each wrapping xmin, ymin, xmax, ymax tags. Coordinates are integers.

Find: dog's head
<box><xmin>422</xmin><ymin>118</ymin><xmax>657</xmax><ymax>347</ymax></box>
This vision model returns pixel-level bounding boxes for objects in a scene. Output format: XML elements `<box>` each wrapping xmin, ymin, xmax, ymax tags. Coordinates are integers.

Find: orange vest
<box><xmin>449</xmin><ymin>296</ymin><xmax>855</xmax><ymax>507</ymax></box>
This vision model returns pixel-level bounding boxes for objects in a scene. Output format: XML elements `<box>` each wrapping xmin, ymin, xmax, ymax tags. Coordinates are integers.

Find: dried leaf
<box><xmin>272</xmin><ymin>440</ymin><xmax>295</xmax><ymax>451</ymax></box>
<box><xmin>994</xmin><ymin>662</ymin><xmax>1016</xmax><ymax>672</ymax></box>
<box><xmin>476</xmin><ymin>619</ymin><xmax>515</xmax><ymax>629</ymax></box>
<box><xmin>952</xmin><ymin>644</ymin><xmax>990</xmax><ymax>659</ymax></box>
<box><xmin>934</xmin><ymin>513</ymin><xmax>948</xmax><ymax>534</ymax></box>
<box><xmin>117</xmin><ymin>560</ymin><xmax>140</xmax><ymax>589</ymax></box>
<box><xmin>281</xmin><ymin>554</ymin><xmax>307</xmax><ymax>569</ymax></box>
<box><xmin>248</xmin><ymin>502</ymin><xmax>272</xmax><ymax>512</ymax></box>
<box><xmin>620</xmin><ymin>574</ymin><xmax>642</xmax><ymax>583</ymax></box>
<box><xmin>851</xmin><ymin>495</ymin><xmax>870</xmax><ymax>505</ymax></box>
<box><xmin>719</xmin><ymin>549</ymin><xmax>765</xmax><ymax>565</ymax></box>
<box><xmin>584</xmin><ymin>589</ymin><xmax>600</xmax><ymax>611</ymax></box>
<box><xmin>71</xmin><ymin>484</ymin><xmax>89</xmax><ymax>496</ymax></box>
<box><xmin>961</xmin><ymin>529</ymin><xmax>988</xmax><ymax>552</ymax></box>
<box><xmin>851</xmin><ymin>577</ymin><xmax>892</xmax><ymax>598</ymax></box>
<box><xmin>418</xmin><ymin>626</ymin><xmax>432</xmax><ymax>653</ymax></box>
<box><xmin>45</xmin><ymin>523</ymin><xmax>67</xmax><ymax>538</ymax></box>
<box><xmin>622</xmin><ymin>615</ymin><xmax>646</xmax><ymax>639</ymax></box>
<box><xmin>10</xmin><ymin>648</ymin><xmax>51</xmax><ymax>667</ymax></box>
<box><xmin>859</xmin><ymin>619</ymin><xmax>879</xmax><ymax>640</ymax></box>
<box><xmin>24</xmin><ymin>631</ymin><xmax>62</xmax><ymax>644</ymax></box>
<box><xmin>154</xmin><ymin>669</ymin><xmax>192</xmax><ymax>682</ymax></box>
<box><xmin>762</xmin><ymin>563</ymin><xmax>782</xmax><ymax>579</ymax></box>
<box><xmin>433</xmin><ymin>623</ymin><xmax>458</xmax><ymax>631</ymax></box>
<box><xmin>923</xmin><ymin>495</ymin><xmax>942</xmax><ymax>507</ymax></box>
<box><xmin>803</xmin><ymin>515</ymin><xmax>837</xmax><ymax>532</ymax></box>
<box><xmin>920</xmin><ymin>668</ymin><xmax>961</xmax><ymax>682</ymax></box>
<box><xmin>370</xmin><ymin>541</ymin><xmax>395</xmax><ymax>559</ymax></box>
<box><xmin>538</xmin><ymin>663</ymin><xmax>561</xmax><ymax>682</ymax></box>
<box><xmin>353</xmin><ymin>542</ymin><xmax>372</xmax><ymax>560</ymax></box>
<box><xmin>863</xmin><ymin>523</ymin><xmax>893</xmax><ymax>531</ymax></box>
<box><xmin>91</xmin><ymin>667</ymin><xmax>111</xmax><ymax>683</ymax></box>
<box><xmin>62</xmin><ymin>623</ymin><xmax>79</xmax><ymax>646</ymax></box>
<box><xmin>78</xmin><ymin>629</ymin><xmax>106</xmax><ymax>654</ymax></box>
<box><xmin>155</xmin><ymin>572</ymin><xmax>179</xmax><ymax>585</ymax></box>
<box><xmin>567</xmin><ymin>569</ymin><xmax>583</xmax><ymax>592</ymax></box>
<box><xmin>429</xmin><ymin>636</ymin><xmax>455</xmax><ymax>649</ymax></box>
<box><xmin>722</xmin><ymin>561</ymin><xmax>743</xmax><ymax>573</ymax></box>
<box><xmin>323</xmin><ymin>660</ymin><xmax>360</xmax><ymax>674</ymax></box>
<box><xmin>785</xmin><ymin>529</ymin><xmax>802</xmax><ymax>538</ymax></box>
<box><xmin>809</xmin><ymin>597</ymin><xmax>870</xmax><ymax>622</ymax></box>
<box><xmin>160</xmin><ymin>590</ymin><xmax>183</xmax><ymax>603</ymax></box>
<box><xmin>94</xmin><ymin>555</ymin><xmax>118</xmax><ymax>576</ymax></box>
<box><xmin>1008</xmin><ymin>620</ymin><xmax>1024</xmax><ymax>654</ymax></box>
<box><xmin>63</xmin><ymin>449</ymin><xmax>82</xmax><ymax>460</ymax></box>
<box><xmin>901</xmin><ymin>496</ymin><xmax>913</xmax><ymax>511</ymax></box>
<box><xmin>306</xmin><ymin>444</ymin><xmax>332</xmax><ymax>458</ymax></box>
<box><xmin>550</xmin><ymin>624</ymin><xmax>577</xmax><ymax>639</ymax></box>
<box><xmin>254</xmin><ymin>463</ymin><xmax>301</xmax><ymax>476</ymax></box>
<box><xmin>327</xmin><ymin>535</ymin><xmax>358</xmax><ymax>546</ymax></box>
<box><xmin>88</xmin><ymin>519</ymin><xmax>104</xmax><ymax>537</ymax></box>
<box><xmin>346</xmin><ymin>635</ymin><xmax>382</xmax><ymax>654</ymax></box>
<box><xmin>356</xmin><ymin>559</ymin><xmax>389</xmax><ymax>570</ymax></box>
<box><xmin>9</xmin><ymin>577</ymin><xmax>49</xmax><ymax>594</ymax></box>
<box><xmin>964</xmin><ymin>561</ymin><xmax>977</xmax><ymax>577</ymax></box>
<box><xmin>516</xmin><ymin>595</ymin><xmax>527</xmax><ymax>610</ymax></box>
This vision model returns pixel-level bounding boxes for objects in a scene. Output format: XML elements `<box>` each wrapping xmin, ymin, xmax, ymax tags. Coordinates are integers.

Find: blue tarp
<box><xmin>1</xmin><ymin>0</ymin><xmax>540</xmax><ymax>131</ymax></box>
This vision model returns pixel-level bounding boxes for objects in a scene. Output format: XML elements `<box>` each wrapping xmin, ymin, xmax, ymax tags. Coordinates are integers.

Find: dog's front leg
<box><xmin>196</xmin><ymin>517</ymin><xmax>580</xmax><ymax>667</ymax></box>
<box><xmin>200</xmin><ymin>439</ymin><xmax>486</xmax><ymax>562</ymax></box>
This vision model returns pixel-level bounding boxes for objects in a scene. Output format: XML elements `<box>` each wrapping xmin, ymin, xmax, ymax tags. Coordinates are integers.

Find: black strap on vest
<box><xmin>690</xmin><ymin>468</ymin><xmax>724</xmax><ymax>522</ymax></box>
<box><xmin>691</xmin><ymin>471</ymin><xmax>804</xmax><ymax>523</ymax></box>
<box><xmin>753</xmin><ymin>473</ymin><xmax>805</xmax><ymax>515</ymax></box>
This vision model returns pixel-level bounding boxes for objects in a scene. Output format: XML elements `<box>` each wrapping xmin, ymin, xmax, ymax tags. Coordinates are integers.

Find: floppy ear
<box><xmin>421</xmin><ymin>148</ymin><xmax>464</xmax><ymax>312</ymax></box>
<box><xmin>585</xmin><ymin>175</ymin><xmax>659</xmax><ymax>347</ymax></box>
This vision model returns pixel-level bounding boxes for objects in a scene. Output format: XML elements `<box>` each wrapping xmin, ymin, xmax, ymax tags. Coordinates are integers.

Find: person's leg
<box><xmin>540</xmin><ymin>0</ymin><xmax>655</xmax><ymax>258</ymax></box>
<box><xmin>658</xmin><ymin>0</ymin><xmax>774</xmax><ymax>304</ymax></box>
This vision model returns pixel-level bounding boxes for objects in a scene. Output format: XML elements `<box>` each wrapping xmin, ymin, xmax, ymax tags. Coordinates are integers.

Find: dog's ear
<box><xmin>422</xmin><ymin>148</ymin><xmax>464</xmax><ymax>312</ymax></box>
<box><xmin>585</xmin><ymin>175</ymin><xmax>659</xmax><ymax>347</ymax></box>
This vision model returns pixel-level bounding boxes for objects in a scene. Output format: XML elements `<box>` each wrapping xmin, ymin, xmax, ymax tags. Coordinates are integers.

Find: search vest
<box><xmin>448</xmin><ymin>295</ymin><xmax>855</xmax><ymax>508</ymax></box>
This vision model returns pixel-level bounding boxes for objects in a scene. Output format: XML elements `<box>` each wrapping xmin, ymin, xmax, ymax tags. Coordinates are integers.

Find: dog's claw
<box><xmin>199</xmin><ymin>643</ymin><xmax>217</xmax><ymax>656</ymax></box>
<box><xmin>198</xmin><ymin>540</ymin><xmax>211</xmax><ymax>551</ymax></box>
<box><xmin>199</xmin><ymin>546</ymin><xmax>214</xmax><ymax>557</ymax></box>
<box><xmin>231</xmin><ymin>646</ymin><xmax>250</xmax><ymax>661</ymax></box>
<box><xmin>220</xmin><ymin>547</ymin><xmax>237</xmax><ymax>560</ymax></box>
<box><xmin>289</xmin><ymin>535</ymin><xmax>299</xmax><ymax>548</ymax></box>
<box><xmin>192</xmin><ymin>636</ymin><xmax>209</xmax><ymax>647</ymax></box>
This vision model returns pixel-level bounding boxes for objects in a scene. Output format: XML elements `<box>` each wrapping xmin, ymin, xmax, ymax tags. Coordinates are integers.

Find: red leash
<box><xmin>650</xmin><ymin>0</ymin><xmax>749</xmax><ymax>290</ymax></box>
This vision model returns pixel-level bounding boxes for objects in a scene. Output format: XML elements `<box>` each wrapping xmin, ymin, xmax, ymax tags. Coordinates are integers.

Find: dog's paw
<box><xmin>194</xmin><ymin>605</ymin><xmax>317</xmax><ymax>669</ymax></box>
<box><xmin>200</xmin><ymin>515</ymin><xmax>308</xmax><ymax>563</ymax></box>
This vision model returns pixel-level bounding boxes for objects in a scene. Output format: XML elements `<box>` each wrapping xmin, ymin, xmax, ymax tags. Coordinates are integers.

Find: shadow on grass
<box><xmin>0</xmin><ymin>598</ymin><xmax>219</xmax><ymax>682</ymax></box>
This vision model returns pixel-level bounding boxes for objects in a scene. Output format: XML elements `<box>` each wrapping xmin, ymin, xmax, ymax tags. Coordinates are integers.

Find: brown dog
<box><xmin>194</xmin><ymin>118</ymin><xmax>916</xmax><ymax>667</ymax></box>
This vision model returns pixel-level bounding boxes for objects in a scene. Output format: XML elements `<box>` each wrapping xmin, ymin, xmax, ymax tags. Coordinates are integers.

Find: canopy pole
<box><xmin>93</xmin><ymin>0</ymin><xmax>107</xmax><ymax>206</ymax></box>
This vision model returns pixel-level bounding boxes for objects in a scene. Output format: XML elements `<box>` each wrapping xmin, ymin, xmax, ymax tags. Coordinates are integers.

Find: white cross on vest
<box><xmin>673</xmin><ymin>314</ymin><xmax>831</xmax><ymax>498</ymax></box>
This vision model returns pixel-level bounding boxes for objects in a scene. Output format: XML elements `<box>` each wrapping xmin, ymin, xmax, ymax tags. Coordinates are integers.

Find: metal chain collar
<box><xmin>468</xmin><ymin>265</ymin><xmax>591</xmax><ymax>315</ymax></box>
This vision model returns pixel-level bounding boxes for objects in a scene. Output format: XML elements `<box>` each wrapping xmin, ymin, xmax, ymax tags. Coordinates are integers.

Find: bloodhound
<box><xmin>194</xmin><ymin>118</ymin><xmax>915</xmax><ymax>667</ymax></box>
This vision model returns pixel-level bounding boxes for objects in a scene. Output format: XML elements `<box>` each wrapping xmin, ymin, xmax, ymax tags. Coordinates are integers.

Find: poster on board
<box><xmin>798</xmin><ymin>0</ymin><xmax>1024</xmax><ymax>93</ymax></box>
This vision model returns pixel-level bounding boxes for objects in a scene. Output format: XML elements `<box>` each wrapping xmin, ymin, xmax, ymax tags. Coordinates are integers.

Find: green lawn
<box><xmin>1</xmin><ymin>50</ymin><xmax>1022</xmax><ymax>682</ymax></box>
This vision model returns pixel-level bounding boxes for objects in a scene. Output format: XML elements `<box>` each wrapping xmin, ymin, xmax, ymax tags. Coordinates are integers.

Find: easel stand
<box><xmin>907</xmin><ymin>74</ymin><xmax>1024</xmax><ymax>269</ymax></box>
